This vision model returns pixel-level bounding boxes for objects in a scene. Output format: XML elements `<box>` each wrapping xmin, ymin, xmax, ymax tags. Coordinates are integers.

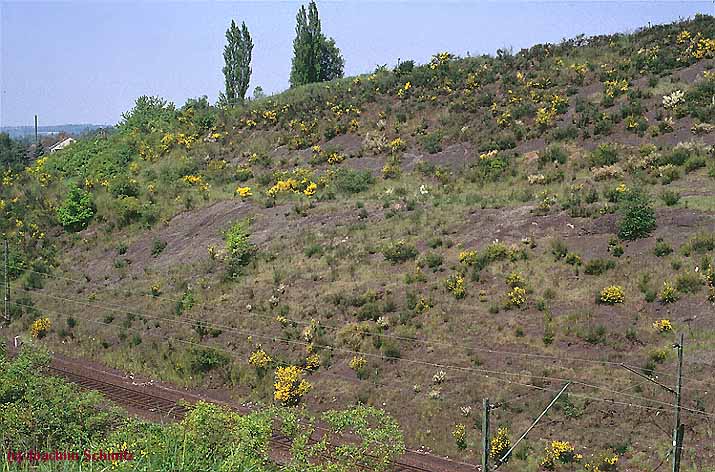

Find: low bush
<box><xmin>584</xmin><ymin>258</ymin><xmax>616</xmax><ymax>275</ymax></box>
<box><xmin>382</xmin><ymin>240</ymin><xmax>418</xmax><ymax>264</ymax></box>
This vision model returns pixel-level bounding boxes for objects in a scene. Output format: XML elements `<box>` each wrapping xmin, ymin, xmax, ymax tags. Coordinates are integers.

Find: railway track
<box><xmin>18</xmin><ymin>348</ymin><xmax>475</xmax><ymax>472</ymax></box>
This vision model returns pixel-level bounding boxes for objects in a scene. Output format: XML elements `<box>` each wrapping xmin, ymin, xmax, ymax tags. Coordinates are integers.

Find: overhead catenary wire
<box><xmin>11</xmin><ymin>284</ymin><xmax>715</xmax><ymax>417</ymax></box>
<box><xmin>12</xmin><ymin>300</ymin><xmax>715</xmax><ymax>422</ymax></box>
<box><xmin>12</xmin><ymin>268</ymin><xmax>713</xmax><ymax>390</ymax></box>
<box><xmin>10</xmin><ymin>296</ymin><xmax>715</xmax><ymax>421</ymax></box>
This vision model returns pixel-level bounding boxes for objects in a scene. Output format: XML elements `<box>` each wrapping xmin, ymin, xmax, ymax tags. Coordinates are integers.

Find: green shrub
<box><xmin>660</xmin><ymin>190</ymin><xmax>680</xmax><ymax>206</ymax></box>
<box><xmin>550</xmin><ymin>239</ymin><xmax>568</xmax><ymax>260</ymax></box>
<box><xmin>188</xmin><ymin>347</ymin><xmax>230</xmax><ymax>373</ymax></box>
<box><xmin>654</xmin><ymin>238</ymin><xmax>673</xmax><ymax>257</ymax></box>
<box><xmin>618</xmin><ymin>190</ymin><xmax>656</xmax><ymax>240</ymax></box>
<box><xmin>420</xmin><ymin>131</ymin><xmax>443</xmax><ymax>154</ymax></box>
<box><xmin>589</xmin><ymin>144</ymin><xmax>620</xmax><ymax>167</ymax></box>
<box><xmin>675</xmin><ymin>271</ymin><xmax>704</xmax><ymax>293</ymax></box>
<box><xmin>151</xmin><ymin>238</ymin><xmax>167</xmax><ymax>257</ymax></box>
<box><xmin>584</xmin><ymin>258</ymin><xmax>616</xmax><ymax>275</ymax></box>
<box><xmin>382</xmin><ymin>241</ymin><xmax>418</xmax><ymax>264</ymax></box>
<box><xmin>538</xmin><ymin>145</ymin><xmax>568</xmax><ymax>167</ymax></box>
<box><xmin>224</xmin><ymin>219</ymin><xmax>256</xmax><ymax>277</ymax></box>
<box><xmin>659</xmin><ymin>281</ymin><xmax>679</xmax><ymax>304</ymax></box>
<box><xmin>56</xmin><ymin>184</ymin><xmax>96</xmax><ymax>232</ymax></box>
<box><xmin>333</xmin><ymin>168</ymin><xmax>374</xmax><ymax>194</ymax></box>
<box><xmin>420</xmin><ymin>252</ymin><xmax>443</xmax><ymax>271</ymax></box>
<box><xmin>680</xmin><ymin>233</ymin><xmax>715</xmax><ymax>256</ymax></box>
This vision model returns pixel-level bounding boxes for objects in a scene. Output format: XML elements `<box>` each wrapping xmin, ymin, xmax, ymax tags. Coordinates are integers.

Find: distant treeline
<box><xmin>1</xmin><ymin>124</ymin><xmax>109</xmax><ymax>139</ymax></box>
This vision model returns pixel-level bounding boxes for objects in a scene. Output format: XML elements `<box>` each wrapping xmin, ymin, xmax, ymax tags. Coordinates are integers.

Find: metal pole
<box><xmin>482</xmin><ymin>398</ymin><xmax>490</xmax><ymax>472</ymax></box>
<box><xmin>34</xmin><ymin>115</ymin><xmax>38</xmax><ymax>145</ymax></box>
<box><xmin>672</xmin><ymin>333</ymin><xmax>684</xmax><ymax>472</ymax></box>
<box><xmin>3</xmin><ymin>239</ymin><xmax>9</xmax><ymax>324</ymax></box>
<box><xmin>496</xmin><ymin>382</ymin><xmax>571</xmax><ymax>468</ymax></box>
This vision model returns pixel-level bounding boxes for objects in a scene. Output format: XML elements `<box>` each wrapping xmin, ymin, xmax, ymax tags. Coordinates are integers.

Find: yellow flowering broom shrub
<box><xmin>445</xmin><ymin>274</ymin><xmax>465</xmax><ymax>299</ymax></box>
<box><xmin>31</xmin><ymin>317</ymin><xmax>51</xmax><ymax>338</ymax></box>
<box><xmin>304</xmin><ymin>353</ymin><xmax>321</xmax><ymax>372</ymax></box>
<box><xmin>274</xmin><ymin>366</ymin><xmax>312</xmax><ymax>406</ymax></box>
<box><xmin>600</xmin><ymin>285</ymin><xmax>624</xmax><ymax>304</ymax></box>
<box><xmin>248</xmin><ymin>348</ymin><xmax>272</xmax><ymax>369</ymax></box>
<box><xmin>540</xmin><ymin>440</ymin><xmax>578</xmax><ymax>470</ymax></box>
<box><xmin>235</xmin><ymin>186</ymin><xmax>252</xmax><ymax>198</ymax></box>
<box><xmin>506</xmin><ymin>286</ymin><xmax>527</xmax><ymax>308</ymax></box>
<box><xmin>452</xmin><ymin>423</ymin><xmax>467</xmax><ymax>450</ymax></box>
<box><xmin>652</xmin><ymin>319</ymin><xmax>673</xmax><ymax>333</ymax></box>
<box><xmin>489</xmin><ymin>426</ymin><xmax>511</xmax><ymax>462</ymax></box>
<box><xmin>659</xmin><ymin>281</ymin><xmax>678</xmax><ymax>304</ymax></box>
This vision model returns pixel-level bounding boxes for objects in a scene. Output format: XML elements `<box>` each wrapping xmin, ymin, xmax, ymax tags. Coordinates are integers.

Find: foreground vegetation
<box><xmin>2</xmin><ymin>14</ymin><xmax>715</xmax><ymax>470</ymax></box>
<box><xmin>0</xmin><ymin>345</ymin><xmax>404</xmax><ymax>471</ymax></box>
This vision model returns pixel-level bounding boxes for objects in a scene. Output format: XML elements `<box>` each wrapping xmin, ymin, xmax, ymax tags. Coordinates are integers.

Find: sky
<box><xmin>1</xmin><ymin>1</ymin><xmax>713</xmax><ymax>127</ymax></box>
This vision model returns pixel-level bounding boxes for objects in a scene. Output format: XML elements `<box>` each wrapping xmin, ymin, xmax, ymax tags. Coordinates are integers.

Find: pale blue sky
<box><xmin>1</xmin><ymin>1</ymin><xmax>713</xmax><ymax>126</ymax></box>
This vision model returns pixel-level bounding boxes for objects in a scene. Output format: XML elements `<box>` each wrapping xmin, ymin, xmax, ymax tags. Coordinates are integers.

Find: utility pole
<box><xmin>482</xmin><ymin>398</ymin><xmax>491</xmax><ymax>472</ymax></box>
<box><xmin>3</xmin><ymin>239</ymin><xmax>9</xmax><ymax>325</ymax></box>
<box><xmin>34</xmin><ymin>115</ymin><xmax>39</xmax><ymax>145</ymax></box>
<box><xmin>619</xmin><ymin>334</ymin><xmax>685</xmax><ymax>472</ymax></box>
<box><xmin>672</xmin><ymin>333</ymin><xmax>684</xmax><ymax>472</ymax></box>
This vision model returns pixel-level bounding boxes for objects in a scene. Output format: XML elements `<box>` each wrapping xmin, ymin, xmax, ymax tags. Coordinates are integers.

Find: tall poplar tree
<box><xmin>220</xmin><ymin>20</ymin><xmax>253</xmax><ymax>106</ymax></box>
<box><xmin>290</xmin><ymin>1</ymin><xmax>344</xmax><ymax>87</ymax></box>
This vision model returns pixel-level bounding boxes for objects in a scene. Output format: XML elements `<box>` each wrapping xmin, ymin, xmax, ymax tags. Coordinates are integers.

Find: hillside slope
<box><xmin>2</xmin><ymin>15</ymin><xmax>715</xmax><ymax>470</ymax></box>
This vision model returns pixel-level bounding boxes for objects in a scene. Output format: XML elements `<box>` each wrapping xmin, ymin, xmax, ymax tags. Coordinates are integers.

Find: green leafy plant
<box><xmin>56</xmin><ymin>184</ymin><xmax>96</xmax><ymax>232</ymax></box>
<box><xmin>618</xmin><ymin>190</ymin><xmax>656</xmax><ymax>240</ymax></box>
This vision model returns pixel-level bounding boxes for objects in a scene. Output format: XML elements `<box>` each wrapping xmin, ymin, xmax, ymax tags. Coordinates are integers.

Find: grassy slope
<box><xmin>3</xmin><ymin>15</ymin><xmax>715</xmax><ymax>471</ymax></box>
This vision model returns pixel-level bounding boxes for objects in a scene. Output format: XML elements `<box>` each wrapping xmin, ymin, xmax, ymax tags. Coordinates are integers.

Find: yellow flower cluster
<box><xmin>660</xmin><ymin>281</ymin><xmax>678</xmax><ymax>304</ymax></box>
<box><xmin>248</xmin><ymin>348</ymin><xmax>272</xmax><ymax>369</ymax></box>
<box><xmin>680</xmin><ymin>31</ymin><xmax>715</xmax><ymax>60</ymax></box>
<box><xmin>262</xmin><ymin>110</ymin><xmax>277</xmax><ymax>123</ymax></box>
<box><xmin>604</xmin><ymin>79</ymin><xmax>629</xmax><ymax>98</ymax></box>
<box><xmin>496</xmin><ymin>110</ymin><xmax>512</xmax><ymax>128</ymax></box>
<box><xmin>677</xmin><ymin>30</ymin><xmax>692</xmax><ymax>44</ymax></box>
<box><xmin>31</xmin><ymin>317</ymin><xmax>51</xmax><ymax>338</ymax></box>
<box><xmin>161</xmin><ymin>132</ymin><xmax>197</xmax><ymax>152</ymax></box>
<box><xmin>489</xmin><ymin>427</ymin><xmax>511</xmax><ymax>461</ymax></box>
<box><xmin>349</xmin><ymin>355</ymin><xmax>367</xmax><ymax>372</ymax></box>
<box><xmin>328</xmin><ymin>103</ymin><xmax>361</xmax><ymax>118</ymax></box>
<box><xmin>150</xmin><ymin>284</ymin><xmax>161</xmax><ymax>297</ymax></box>
<box><xmin>26</xmin><ymin>156</ymin><xmax>50</xmax><ymax>186</ymax></box>
<box><xmin>445</xmin><ymin>274</ymin><xmax>465</xmax><ymax>299</ymax></box>
<box><xmin>415</xmin><ymin>296</ymin><xmax>432</xmax><ymax>313</ymax></box>
<box><xmin>3</xmin><ymin>170</ymin><xmax>15</xmax><ymax>186</ymax></box>
<box><xmin>505</xmin><ymin>271</ymin><xmax>524</xmax><ymax>288</ymax></box>
<box><xmin>536</xmin><ymin>106</ymin><xmax>556</xmax><ymax>129</ymax></box>
<box><xmin>304</xmin><ymin>353</ymin><xmax>321</xmax><ymax>371</ymax></box>
<box><xmin>430</xmin><ymin>52</ymin><xmax>453</xmax><ymax>69</ymax></box>
<box><xmin>570</xmin><ymin>62</ymin><xmax>588</xmax><ymax>77</ymax></box>
<box><xmin>267</xmin><ymin>178</ymin><xmax>298</xmax><ymax>197</ymax></box>
<box><xmin>397</xmin><ymin>81</ymin><xmax>412</xmax><ymax>98</ymax></box>
<box><xmin>584</xmin><ymin>453</ymin><xmax>618</xmax><ymax>472</ymax></box>
<box><xmin>479</xmin><ymin>150</ymin><xmax>498</xmax><ymax>161</ymax></box>
<box><xmin>507</xmin><ymin>286</ymin><xmax>527</xmax><ymax>308</ymax></box>
<box><xmin>327</xmin><ymin>152</ymin><xmax>345</xmax><ymax>165</ymax></box>
<box><xmin>653</xmin><ymin>319</ymin><xmax>673</xmax><ymax>333</ymax></box>
<box><xmin>267</xmin><ymin>176</ymin><xmax>317</xmax><ymax>198</ymax></box>
<box><xmin>303</xmin><ymin>182</ymin><xmax>317</xmax><ymax>196</ymax></box>
<box><xmin>600</xmin><ymin>285</ymin><xmax>625</xmax><ymax>304</ymax></box>
<box><xmin>274</xmin><ymin>365</ymin><xmax>312</xmax><ymax>406</ymax></box>
<box><xmin>459</xmin><ymin>250</ymin><xmax>478</xmax><ymax>265</ymax></box>
<box><xmin>388</xmin><ymin>137</ymin><xmax>406</xmax><ymax>154</ymax></box>
<box><xmin>182</xmin><ymin>174</ymin><xmax>210</xmax><ymax>193</ymax></box>
<box><xmin>452</xmin><ymin>423</ymin><xmax>467</xmax><ymax>449</ymax></box>
<box><xmin>235</xmin><ymin>186</ymin><xmax>252</xmax><ymax>198</ymax></box>
<box><xmin>540</xmin><ymin>440</ymin><xmax>578</xmax><ymax>470</ymax></box>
